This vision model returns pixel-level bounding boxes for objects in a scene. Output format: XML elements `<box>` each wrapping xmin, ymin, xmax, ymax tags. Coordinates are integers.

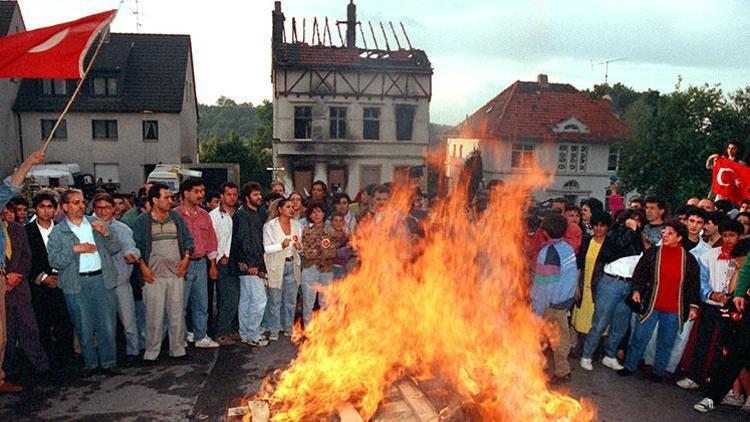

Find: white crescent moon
<box><xmin>29</xmin><ymin>28</ymin><xmax>71</xmax><ymax>53</ymax></box>
<box><xmin>717</xmin><ymin>168</ymin><xmax>734</xmax><ymax>187</ymax></box>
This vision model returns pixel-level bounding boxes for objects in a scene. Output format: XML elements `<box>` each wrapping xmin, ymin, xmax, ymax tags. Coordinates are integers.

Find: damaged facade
<box><xmin>271</xmin><ymin>1</ymin><xmax>432</xmax><ymax>196</ymax></box>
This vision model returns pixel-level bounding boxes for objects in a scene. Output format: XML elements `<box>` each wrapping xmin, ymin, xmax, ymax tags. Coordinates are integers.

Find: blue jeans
<box><xmin>332</xmin><ymin>265</ymin><xmax>347</xmax><ymax>280</ymax></box>
<box><xmin>643</xmin><ymin>319</ymin><xmax>693</xmax><ymax>373</ymax></box>
<box><xmin>239</xmin><ymin>275</ymin><xmax>267</xmax><ymax>341</ymax></box>
<box><xmin>582</xmin><ymin>274</ymin><xmax>632</xmax><ymax>360</ymax></box>
<box><xmin>215</xmin><ymin>263</ymin><xmax>240</xmax><ymax>337</ymax></box>
<box><xmin>184</xmin><ymin>259</ymin><xmax>209</xmax><ymax>341</ymax></box>
<box><xmin>624</xmin><ymin>310</ymin><xmax>679</xmax><ymax>376</ymax></box>
<box><xmin>64</xmin><ymin>274</ymin><xmax>117</xmax><ymax>369</ymax></box>
<box><xmin>301</xmin><ymin>265</ymin><xmax>334</xmax><ymax>326</ymax></box>
<box><xmin>262</xmin><ymin>262</ymin><xmax>298</xmax><ymax>334</ymax></box>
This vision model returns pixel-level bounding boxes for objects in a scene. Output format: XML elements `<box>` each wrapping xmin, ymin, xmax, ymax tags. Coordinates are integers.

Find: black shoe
<box><xmin>82</xmin><ymin>368</ymin><xmax>97</xmax><ymax>378</ymax></box>
<box><xmin>100</xmin><ymin>366</ymin><xmax>122</xmax><ymax>376</ymax></box>
<box><xmin>647</xmin><ymin>373</ymin><xmax>664</xmax><ymax>383</ymax></box>
<box><xmin>550</xmin><ymin>373</ymin><xmax>572</xmax><ymax>385</ymax></box>
<box><xmin>617</xmin><ymin>368</ymin><xmax>634</xmax><ymax>377</ymax></box>
<box><xmin>169</xmin><ymin>353</ymin><xmax>191</xmax><ymax>362</ymax></box>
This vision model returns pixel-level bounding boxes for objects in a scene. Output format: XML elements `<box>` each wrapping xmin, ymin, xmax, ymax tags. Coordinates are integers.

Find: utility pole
<box><xmin>591</xmin><ymin>57</ymin><xmax>627</xmax><ymax>84</ymax></box>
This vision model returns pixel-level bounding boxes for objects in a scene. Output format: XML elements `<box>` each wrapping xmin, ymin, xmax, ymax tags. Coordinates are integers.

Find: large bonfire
<box><xmin>258</xmin><ymin>164</ymin><xmax>595</xmax><ymax>421</ymax></box>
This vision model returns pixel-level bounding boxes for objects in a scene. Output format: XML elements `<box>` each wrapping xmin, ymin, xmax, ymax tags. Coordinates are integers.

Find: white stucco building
<box><xmin>270</xmin><ymin>1</ymin><xmax>432</xmax><ymax>197</ymax></box>
<box><xmin>446</xmin><ymin>75</ymin><xmax>628</xmax><ymax>204</ymax></box>
<box><xmin>0</xmin><ymin>1</ymin><xmax>24</xmax><ymax>175</ymax></box>
<box><xmin>9</xmin><ymin>30</ymin><xmax>198</xmax><ymax>192</ymax></box>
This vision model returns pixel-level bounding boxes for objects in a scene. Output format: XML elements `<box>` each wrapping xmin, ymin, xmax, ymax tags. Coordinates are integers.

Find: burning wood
<box><xmin>243</xmin><ymin>162</ymin><xmax>595</xmax><ymax>421</ymax></box>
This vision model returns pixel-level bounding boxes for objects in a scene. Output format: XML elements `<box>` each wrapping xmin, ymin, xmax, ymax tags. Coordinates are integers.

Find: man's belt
<box><xmin>604</xmin><ymin>272</ymin><xmax>632</xmax><ymax>282</ymax></box>
<box><xmin>79</xmin><ymin>269</ymin><xmax>102</xmax><ymax>277</ymax></box>
<box><xmin>190</xmin><ymin>256</ymin><xmax>205</xmax><ymax>261</ymax></box>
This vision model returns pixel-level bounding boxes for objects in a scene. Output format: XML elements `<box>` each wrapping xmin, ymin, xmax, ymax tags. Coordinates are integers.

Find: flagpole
<box><xmin>41</xmin><ymin>28</ymin><xmax>110</xmax><ymax>153</ymax></box>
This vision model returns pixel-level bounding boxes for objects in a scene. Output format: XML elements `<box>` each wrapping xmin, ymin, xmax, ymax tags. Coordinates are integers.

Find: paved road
<box><xmin>1</xmin><ymin>338</ymin><xmax>747</xmax><ymax>421</ymax></box>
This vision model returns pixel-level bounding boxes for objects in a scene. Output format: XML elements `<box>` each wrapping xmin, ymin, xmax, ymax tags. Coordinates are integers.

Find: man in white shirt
<box><xmin>210</xmin><ymin>182</ymin><xmax>240</xmax><ymax>346</ymax></box>
<box><xmin>26</xmin><ymin>191</ymin><xmax>74</xmax><ymax>371</ymax></box>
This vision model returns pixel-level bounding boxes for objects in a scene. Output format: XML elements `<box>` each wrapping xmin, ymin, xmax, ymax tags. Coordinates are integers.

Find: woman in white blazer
<box><xmin>262</xmin><ymin>198</ymin><xmax>302</xmax><ymax>339</ymax></box>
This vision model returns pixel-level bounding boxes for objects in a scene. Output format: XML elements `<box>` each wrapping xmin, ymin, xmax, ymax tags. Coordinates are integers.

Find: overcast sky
<box><xmin>17</xmin><ymin>0</ymin><xmax>750</xmax><ymax>124</ymax></box>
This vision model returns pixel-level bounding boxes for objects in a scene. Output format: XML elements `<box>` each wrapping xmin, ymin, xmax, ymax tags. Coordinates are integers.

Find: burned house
<box><xmin>271</xmin><ymin>1</ymin><xmax>432</xmax><ymax>196</ymax></box>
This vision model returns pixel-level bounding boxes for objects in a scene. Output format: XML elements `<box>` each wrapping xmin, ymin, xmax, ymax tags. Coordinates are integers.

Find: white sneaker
<box><xmin>186</xmin><ymin>331</ymin><xmax>195</xmax><ymax>343</ymax></box>
<box><xmin>693</xmin><ymin>398</ymin><xmax>714</xmax><ymax>413</ymax></box>
<box><xmin>601</xmin><ymin>356</ymin><xmax>624</xmax><ymax>371</ymax></box>
<box><xmin>677</xmin><ymin>377</ymin><xmax>700</xmax><ymax>390</ymax></box>
<box><xmin>721</xmin><ymin>390</ymin><xmax>745</xmax><ymax>407</ymax></box>
<box><xmin>242</xmin><ymin>338</ymin><xmax>269</xmax><ymax>347</ymax></box>
<box><xmin>742</xmin><ymin>396</ymin><xmax>750</xmax><ymax>413</ymax></box>
<box><xmin>268</xmin><ymin>332</ymin><xmax>279</xmax><ymax>341</ymax></box>
<box><xmin>580</xmin><ymin>358</ymin><xmax>593</xmax><ymax>371</ymax></box>
<box><xmin>195</xmin><ymin>336</ymin><xmax>219</xmax><ymax>348</ymax></box>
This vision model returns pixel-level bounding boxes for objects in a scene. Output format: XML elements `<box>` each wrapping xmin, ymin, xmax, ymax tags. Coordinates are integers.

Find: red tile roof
<box><xmin>456</xmin><ymin>79</ymin><xmax>627</xmax><ymax>142</ymax></box>
<box><xmin>274</xmin><ymin>43</ymin><xmax>432</xmax><ymax>73</ymax></box>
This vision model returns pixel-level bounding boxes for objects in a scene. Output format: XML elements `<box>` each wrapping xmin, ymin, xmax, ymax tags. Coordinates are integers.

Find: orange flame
<box><xmin>265</xmin><ymin>163</ymin><xmax>595</xmax><ymax>421</ymax></box>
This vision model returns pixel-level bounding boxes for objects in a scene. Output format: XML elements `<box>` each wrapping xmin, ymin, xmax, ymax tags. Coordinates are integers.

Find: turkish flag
<box><xmin>712</xmin><ymin>156</ymin><xmax>750</xmax><ymax>202</ymax></box>
<box><xmin>0</xmin><ymin>10</ymin><xmax>116</xmax><ymax>79</ymax></box>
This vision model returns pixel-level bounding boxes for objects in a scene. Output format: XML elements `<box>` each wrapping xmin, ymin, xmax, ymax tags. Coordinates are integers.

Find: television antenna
<box><xmin>133</xmin><ymin>0</ymin><xmax>142</xmax><ymax>32</ymax></box>
<box><xmin>591</xmin><ymin>57</ymin><xmax>627</xmax><ymax>84</ymax></box>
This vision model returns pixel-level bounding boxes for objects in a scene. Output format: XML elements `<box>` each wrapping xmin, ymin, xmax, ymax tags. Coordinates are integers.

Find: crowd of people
<box><xmin>0</xmin><ymin>151</ymin><xmax>422</xmax><ymax>394</ymax></box>
<box><xmin>1</xmin><ymin>146</ymin><xmax>750</xmax><ymax>418</ymax></box>
<box><xmin>527</xmin><ymin>187</ymin><xmax>750</xmax><ymax>415</ymax></box>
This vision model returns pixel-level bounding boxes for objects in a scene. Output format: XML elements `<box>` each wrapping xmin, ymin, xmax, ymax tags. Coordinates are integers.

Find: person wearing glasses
<box><xmin>48</xmin><ymin>188</ymin><xmax>123</xmax><ymax>378</ymax></box>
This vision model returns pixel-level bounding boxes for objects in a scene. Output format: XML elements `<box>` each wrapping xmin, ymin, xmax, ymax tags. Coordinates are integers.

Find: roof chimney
<box><xmin>346</xmin><ymin>0</ymin><xmax>357</xmax><ymax>48</ymax></box>
<box><xmin>537</xmin><ymin>74</ymin><xmax>549</xmax><ymax>88</ymax></box>
<box><xmin>272</xmin><ymin>1</ymin><xmax>285</xmax><ymax>50</ymax></box>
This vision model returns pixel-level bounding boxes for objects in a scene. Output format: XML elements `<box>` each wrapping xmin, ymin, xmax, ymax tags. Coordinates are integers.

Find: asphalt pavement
<box><xmin>1</xmin><ymin>338</ymin><xmax>748</xmax><ymax>421</ymax></box>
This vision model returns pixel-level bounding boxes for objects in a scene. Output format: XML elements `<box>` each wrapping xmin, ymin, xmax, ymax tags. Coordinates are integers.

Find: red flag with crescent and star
<box><xmin>711</xmin><ymin>156</ymin><xmax>750</xmax><ymax>202</ymax></box>
<box><xmin>0</xmin><ymin>10</ymin><xmax>116</xmax><ymax>79</ymax></box>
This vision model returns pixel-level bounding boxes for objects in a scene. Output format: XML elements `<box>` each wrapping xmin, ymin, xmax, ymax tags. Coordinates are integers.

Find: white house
<box><xmin>0</xmin><ymin>1</ymin><xmax>25</xmax><ymax>175</ymax></box>
<box><xmin>446</xmin><ymin>74</ymin><xmax>628</xmax><ymax>204</ymax></box>
<box><xmin>12</xmin><ymin>32</ymin><xmax>199</xmax><ymax>192</ymax></box>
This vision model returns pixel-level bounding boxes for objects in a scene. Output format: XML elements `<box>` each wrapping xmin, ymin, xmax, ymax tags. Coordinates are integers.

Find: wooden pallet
<box><xmin>235</xmin><ymin>380</ymin><xmax>441</xmax><ymax>422</ymax></box>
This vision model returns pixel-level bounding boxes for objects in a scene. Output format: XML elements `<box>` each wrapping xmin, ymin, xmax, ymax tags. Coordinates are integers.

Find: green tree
<box><xmin>198</xmin><ymin>97</ymin><xmax>261</xmax><ymax>141</ymax></box>
<box><xmin>618</xmin><ymin>81</ymin><xmax>750</xmax><ymax>206</ymax></box>
<box><xmin>584</xmin><ymin>82</ymin><xmax>642</xmax><ymax>113</ymax></box>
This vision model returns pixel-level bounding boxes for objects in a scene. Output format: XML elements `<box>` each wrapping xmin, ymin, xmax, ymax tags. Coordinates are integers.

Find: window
<box><xmin>92</xmin><ymin>77</ymin><xmax>118</xmax><ymax>96</ymax></box>
<box><xmin>511</xmin><ymin>143</ymin><xmax>534</xmax><ymax>169</ymax></box>
<box><xmin>41</xmin><ymin>119</ymin><xmax>67</xmax><ymax>140</ymax></box>
<box><xmin>329</xmin><ymin>107</ymin><xmax>347</xmax><ymax>139</ymax></box>
<box><xmin>557</xmin><ymin>144</ymin><xmax>587</xmax><ymax>173</ymax></box>
<box><xmin>608</xmin><ymin>146</ymin><xmax>622</xmax><ymax>172</ymax></box>
<box><xmin>363</xmin><ymin>107</ymin><xmax>380</xmax><ymax>140</ymax></box>
<box><xmin>395</xmin><ymin>105</ymin><xmax>416</xmax><ymax>141</ymax></box>
<box><xmin>452</xmin><ymin>144</ymin><xmax>457</xmax><ymax>157</ymax></box>
<box><xmin>294</xmin><ymin>106</ymin><xmax>312</xmax><ymax>139</ymax></box>
<box><xmin>92</xmin><ymin>120</ymin><xmax>118</xmax><ymax>139</ymax></box>
<box><xmin>94</xmin><ymin>164</ymin><xmax>120</xmax><ymax>184</ymax></box>
<box><xmin>360</xmin><ymin>165</ymin><xmax>382</xmax><ymax>189</ymax></box>
<box><xmin>393</xmin><ymin>166</ymin><xmax>410</xmax><ymax>185</ymax></box>
<box><xmin>459</xmin><ymin>145</ymin><xmax>464</xmax><ymax>157</ymax></box>
<box><xmin>143</xmin><ymin>120</ymin><xmax>159</xmax><ymax>141</ymax></box>
<box><xmin>41</xmin><ymin>79</ymin><xmax>68</xmax><ymax>96</ymax></box>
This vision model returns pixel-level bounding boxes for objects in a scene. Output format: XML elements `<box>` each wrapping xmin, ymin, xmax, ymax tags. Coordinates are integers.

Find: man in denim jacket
<box><xmin>48</xmin><ymin>188</ymin><xmax>122</xmax><ymax>377</ymax></box>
